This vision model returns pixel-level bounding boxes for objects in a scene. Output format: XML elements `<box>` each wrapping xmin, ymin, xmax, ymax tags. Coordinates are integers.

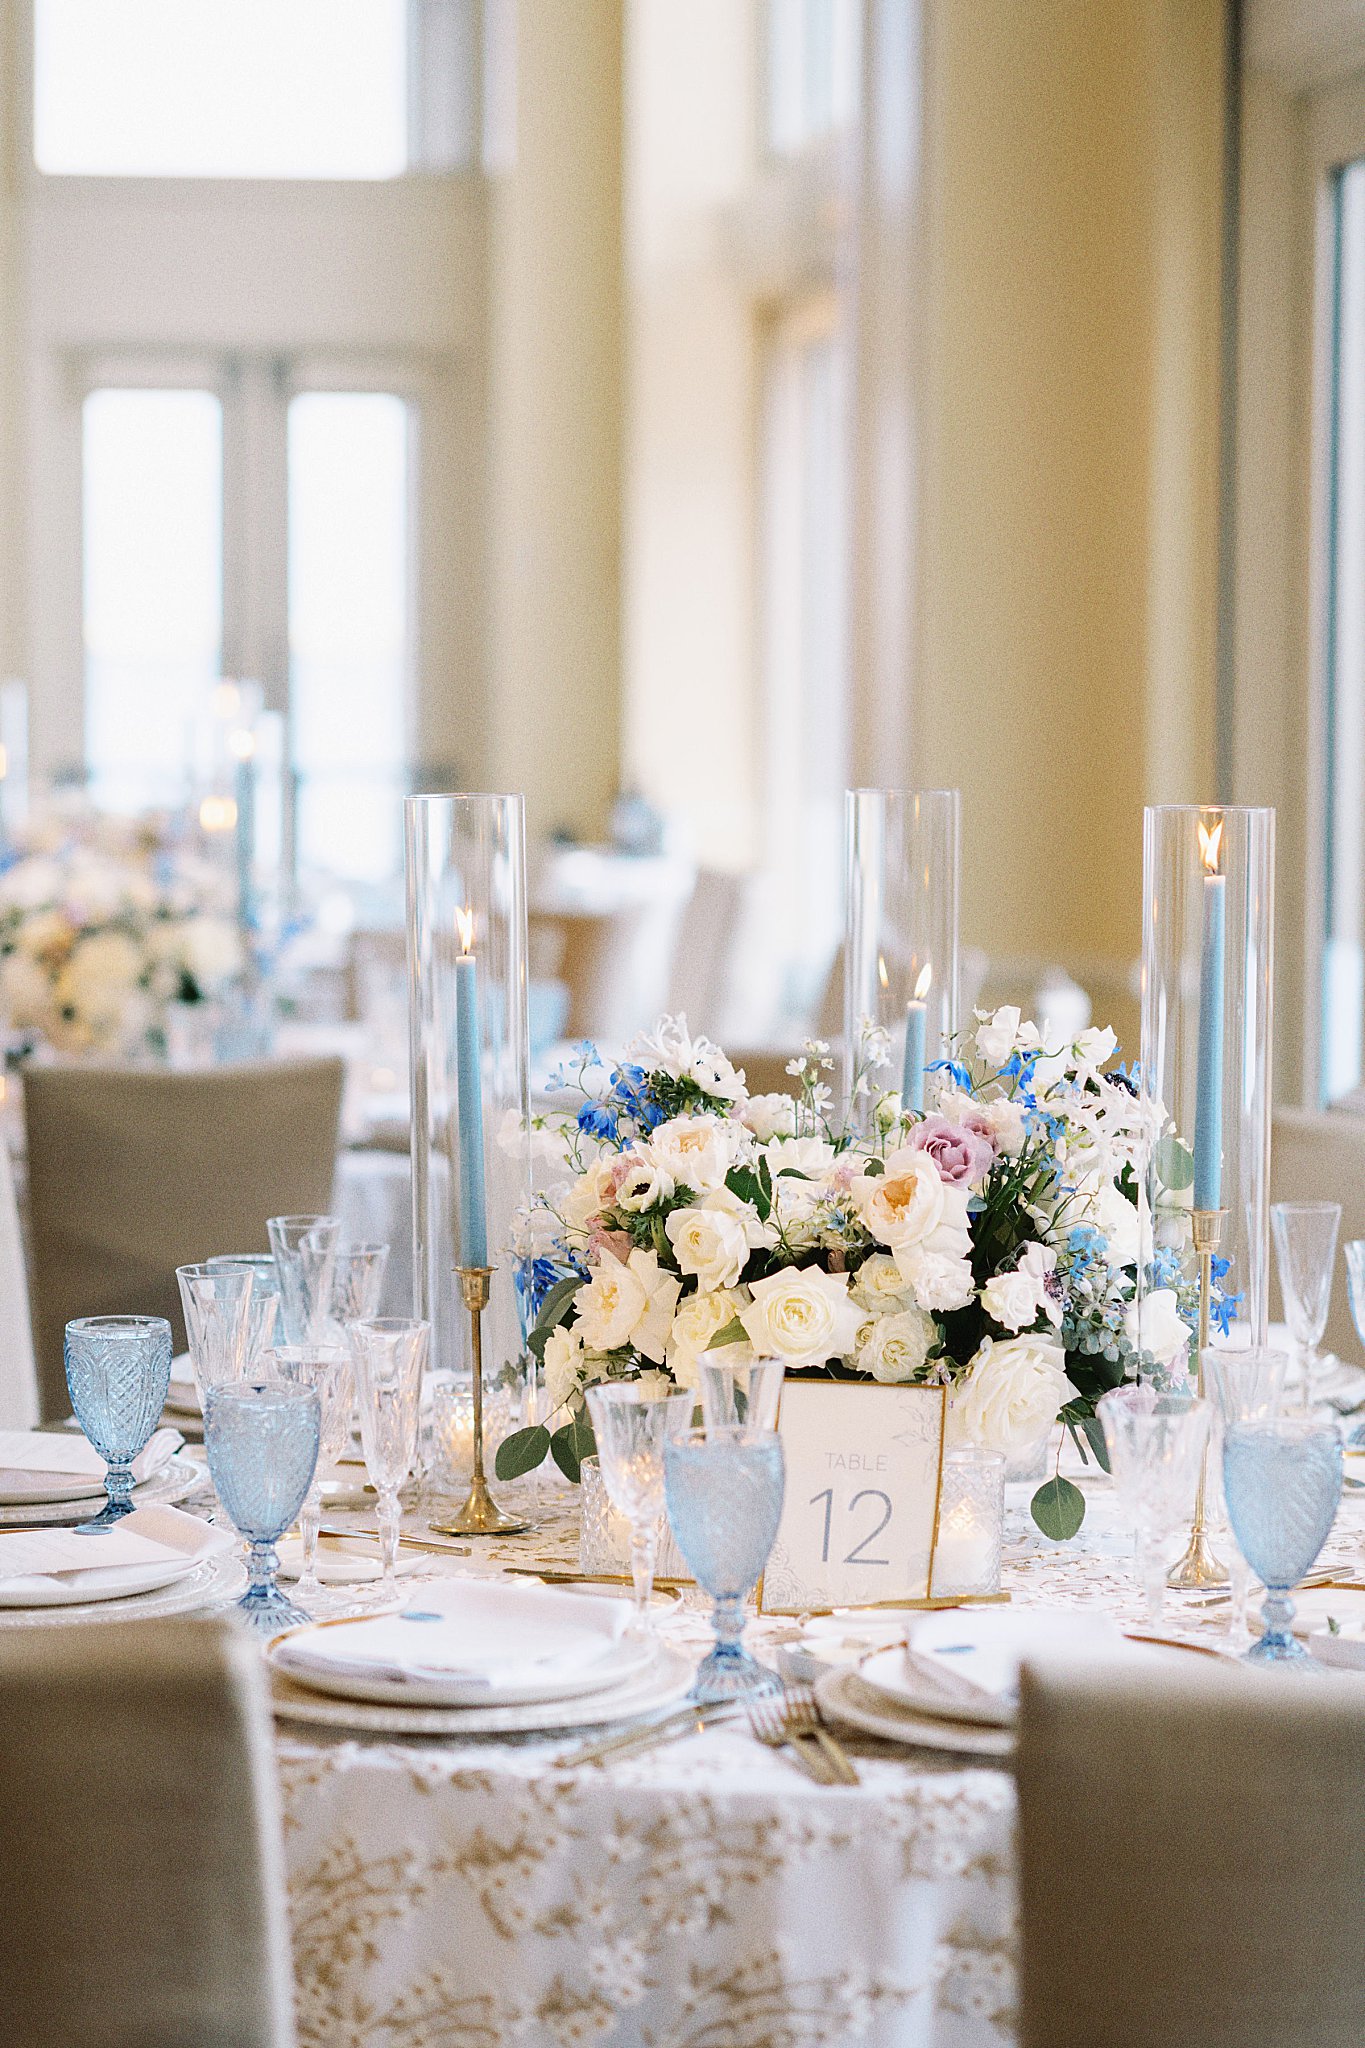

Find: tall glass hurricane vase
<box><xmin>843</xmin><ymin>789</ymin><xmax>960</xmax><ymax>1129</ymax></box>
<box><xmin>1139</xmin><ymin>805</ymin><xmax>1274</xmax><ymax>1589</ymax></box>
<box><xmin>406</xmin><ymin>795</ymin><xmax>531</xmax><ymax>1398</ymax></box>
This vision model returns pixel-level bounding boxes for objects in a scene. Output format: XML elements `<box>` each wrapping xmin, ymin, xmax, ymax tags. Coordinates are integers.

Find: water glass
<box><xmin>1223</xmin><ymin>1417</ymin><xmax>1343</xmax><ymax>1665</ymax></box>
<box><xmin>206</xmin><ymin>1253</ymin><xmax>281</xmax><ymax>1370</ymax></box>
<box><xmin>270</xmin><ymin>1345</ymin><xmax>354</xmax><ymax>1612</ymax></box>
<box><xmin>698</xmin><ymin>1354</ymin><xmax>785</xmax><ymax>1432</ymax></box>
<box><xmin>268</xmin><ymin>1214</ymin><xmax>342</xmax><ymax>1344</ymax></box>
<box><xmin>348</xmin><ymin>1318</ymin><xmax>430</xmax><ymax>1597</ymax></box>
<box><xmin>1097</xmin><ymin>1384</ymin><xmax>1210</xmax><ymax>1625</ymax></box>
<box><xmin>1202</xmin><ymin>1348</ymin><xmax>1288</xmax><ymax>1648</ymax></box>
<box><xmin>204</xmin><ymin>1380</ymin><xmax>321</xmax><ymax>1635</ymax></box>
<box><xmin>176</xmin><ymin>1262</ymin><xmax>254</xmax><ymax>1400</ymax></box>
<box><xmin>1343</xmin><ymin>1241</ymin><xmax>1365</xmax><ymax>1442</ymax></box>
<box><xmin>1271</xmin><ymin>1201</ymin><xmax>1341</xmax><ymax>1406</ymax></box>
<box><xmin>664</xmin><ymin>1427</ymin><xmax>785</xmax><ymax>1701</ymax></box>
<box><xmin>332</xmin><ymin>1242</ymin><xmax>390</xmax><ymax>1332</ymax></box>
<box><xmin>64</xmin><ymin>1315</ymin><xmax>173</xmax><ymax>1533</ymax></box>
<box><xmin>585</xmin><ymin>1382</ymin><xmax>694</xmax><ymax>1630</ymax></box>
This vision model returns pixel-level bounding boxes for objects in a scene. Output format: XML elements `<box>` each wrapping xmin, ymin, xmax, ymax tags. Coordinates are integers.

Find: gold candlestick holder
<box><xmin>1166</xmin><ymin>1206</ymin><xmax>1230</xmax><ymax>1590</ymax></box>
<box><xmin>430</xmin><ymin>1266</ymin><xmax>530</xmax><ymax>1538</ymax></box>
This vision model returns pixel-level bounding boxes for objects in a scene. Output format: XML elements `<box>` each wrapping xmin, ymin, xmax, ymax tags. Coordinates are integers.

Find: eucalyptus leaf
<box><xmin>1155</xmin><ymin>1134</ymin><xmax>1195</xmax><ymax>1193</ymax></box>
<box><xmin>1080</xmin><ymin>1413</ymin><xmax>1110</xmax><ymax>1472</ymax></box>
<box><xmin>1030</xmin><ymin>1475</ymin><xmax>1086</xmax><ymax>1541</ymax></box>
<box><xmin>527</xmin><ymin>1275</ymin><xmax>585</xmax><ymax>1362</ymax></box>
<box><xmin>494</xmin><ymin>1424</ymin><xmax>550</xmax><ymax>1481</ymax></box>
<box><xmin>550</xmin><ymin>1419</ymin><xmax>590</xmax><ymax>1484</ymax></box>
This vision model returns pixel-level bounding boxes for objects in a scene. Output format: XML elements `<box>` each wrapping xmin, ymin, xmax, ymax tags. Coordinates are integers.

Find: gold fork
<box><xmin>781</xmin><ymin>1682</ymin><xmax>860</xmax><ymax>1784</ymax></box>
<box><xmin>745</xmin><ymin>1693</ymin><xmax>836</xmax><ymax>1783</ymax></box>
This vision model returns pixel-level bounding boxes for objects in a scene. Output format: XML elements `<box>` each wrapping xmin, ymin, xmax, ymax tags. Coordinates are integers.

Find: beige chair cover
<box><xmin>1018</xmin><ymin>1656</ymin><xmax>1365</xmax><ymax>2048</ymax></box>
<box><xmin>25</xmin><ymin>1056</ymin><xmax>345</xmax><ymax>1419</ymax></box>
<box><xmin>1271</xmin><ymin>1106</ymin><xmax>1365</xmax><ymax>1359</ymax></box>
<box><xmin>0</xmin><ymin>1134</ymin><xmax>38</xmax><ymax>1427</ymax></box>
<box><xmin>0</xmin><ymin>1616</ymin><xmax>296</xmax><ymax>2048</ymax></box>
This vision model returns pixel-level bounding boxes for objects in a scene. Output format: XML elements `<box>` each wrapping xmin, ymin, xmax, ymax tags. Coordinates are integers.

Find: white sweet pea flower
<box><xmin>645</xmin><ymin>1114</ymin><xmax>735</xmax><ymax>1193</ymax></box>
<box><xmin>1076</xmin><ymin>1025</ymin><xmax>1118</xmax><ymax>1070</ymax></box>
<box><xmin>855</xmin><ymin>1304</ymin><xmax>937</xmax><ymax>1384</ymax></box>
<box><xmin>739</xmin><ymin>1266</ymin><xmax>862</xmax><ymax>1365</ymax></box>
<box><xmin>665</xmin><ymin>1288</ymin><xmax>746</xmax><ymax>1389</ymax></box>
<box><xmin>664</xmin><ymin>1203</ymin><xmax>750</xmax><ymax>1292</ymax></box>
<box><xmin>975</xmin><ymin>1005</ymin><xmax>1039</xmax><ymax>1071</ymax></box>
<box><xmin>740</xmin><ymin>1092</ymin><xmax>798</xmax><ymax>1143</ymax></box>
<box><xmin>574</xmin><ymin>1248</ymin><xmax>681</xmax><ymax>1364</ymax></box>
<box><xmin>949</xmin><ymin>1334</ymin><xmax>1072</xmax><ymax>1456</ymax></box>
<box><xmin>1123</xmin><ymin>1288</ymin><xmax>1190</xmax><ymax>1370</ymax></box>
<box><xmin>1079</xmin><ymin>1177</ymin><xmax>1142</xmax><ymax>1269</ymax></box>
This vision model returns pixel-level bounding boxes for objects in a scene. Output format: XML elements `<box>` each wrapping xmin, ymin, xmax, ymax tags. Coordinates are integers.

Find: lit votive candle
<box><xmin>932</xmin><ymin>1448</ymin><xmax>1005</xmax><ymax>1597</ymax></box>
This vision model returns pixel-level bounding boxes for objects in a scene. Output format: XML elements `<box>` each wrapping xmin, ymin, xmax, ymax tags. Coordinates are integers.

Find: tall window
<box><xmin>83</xmin><ymin>389</ymin><xmax>223</xmax><ymax>809</ymax></box>
<box><xmin>764</xmin><ymin>0</ymin><xmax>862</xmax><ymax>156</ymax></box>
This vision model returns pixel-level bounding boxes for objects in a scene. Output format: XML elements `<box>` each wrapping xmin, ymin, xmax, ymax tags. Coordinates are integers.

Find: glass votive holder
<box><xmin>932</xmin><ymin>1448</ymin><xmax>1005</xmax><ymax>1597</ymax></box>
<box><xmin>430</xmin><ymin>1375</ymin><xmax>518</xmax><ymax>1491</ymax></box>
<box><xmin>578</xmin><ymin>1455</ymin><xmax>692</xmax><ymax>1583</ymax></box>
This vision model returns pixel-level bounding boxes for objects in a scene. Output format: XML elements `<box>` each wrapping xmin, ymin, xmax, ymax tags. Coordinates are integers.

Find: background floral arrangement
<box><xmin>501</xmin><ymin>1012</ymin><xmax>1236</xmax><ymax>1537</ymax></box>
<box><xmin>0</xmin><ymin>796</ymin><xmax>243</xmax><ymax>1058</ymax></box>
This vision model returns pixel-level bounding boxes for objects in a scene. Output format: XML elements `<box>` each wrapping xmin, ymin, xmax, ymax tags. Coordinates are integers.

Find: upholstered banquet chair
<box><xmin>1270</xmin><ymin>1106</ymin><xmax>1365</xmax><ymax>1361</ymax></box>
<box><xmin>0</xmin><ymin>1616</ymin><xmax>296</xmax><ymax>2047</ymax></box>
<box><xmin>1017</xmin><ymin>1657</ymin><xmax>1365</xmax><ymax>2047</ymax></box>
<box><xmin>25</xmin><ymin>1056</ymin><xmax>345</xmax><ymax>1419</ymax></box>
<box><xmin>0</xmin><ymin>1132</ymin><xmax>38</xmax><ymax>1427</ymax></box>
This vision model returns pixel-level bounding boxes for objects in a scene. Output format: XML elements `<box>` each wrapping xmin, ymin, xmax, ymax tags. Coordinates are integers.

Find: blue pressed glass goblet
<box><xmin>1223</xmin><ymin>1417</ymin><xmax>1343</xmax><ymax>1666</ymax></box>
<box><xmin>204</xmin><ymin>1381</ymin><xmax>321</xmax><ymax>1635</ymax></box>
<box><xmin>65</xmin><ymin>1314</ymin><xmax>174</xmax><ymax>1533</ymax></box>
<box><xmin>664</xmin><ymin>1427</ymin><xmax>785</xmax><ymax>1703</ymax></box>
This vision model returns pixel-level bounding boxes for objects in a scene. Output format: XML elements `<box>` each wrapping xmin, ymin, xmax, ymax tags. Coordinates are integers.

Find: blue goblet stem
<box><xmin>710</xmin><ymin>1590</ymin><xmax>746</xmax><ymax>1665</ymax></box>
<box><xmin>1246</xmin><ymin>1587</ymin><xmax>1312</xmax><ymax>1665</ymax></box>
<box><xmin>75</xmin><ymin>1458</ymin><xmax>137</xmax><ymax>1534</ymax></box>
<box><xmin>246</xmin><ymin>1536</ymin><xmax>281</xmax><ymax>1606</ymax></box>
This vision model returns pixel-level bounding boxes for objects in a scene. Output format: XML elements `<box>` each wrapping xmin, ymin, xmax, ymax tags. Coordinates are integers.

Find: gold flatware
<box><xmin>781</xmin><ymin>1681</ymin><xmax>859</xmax><ymax>1784</ymax></box>
<box><xmin>563</xmin><ymin>1702</ymin><xmax>734</xmax><ymax>1768</ymax></box>
<box><xmin>746</xmin><ymin>1694</ymin><xmax>836</xmax><ymax>1783</ymax></box>
<box><xmin>313</xmin><ymin>1523</ymin><xmax>471</xmax><ymax>1556</ymax></box>
<box><xmin>501</xmin><ymin>1565</ymin><xmax>687</xmax><ymax>1591</ymax></box>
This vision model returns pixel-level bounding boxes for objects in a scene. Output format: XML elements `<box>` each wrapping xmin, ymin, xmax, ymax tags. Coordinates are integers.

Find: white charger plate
<box><xmin>0</xmin><ymin>1472</ymin><xmax>107</xmax><ymax>1507</ymax></box>
<box><xmin>0</xmin><ymin>1551</ymin><xmax>209</xmax><ymax>1608</ymax></box>
<box><xmin>271</xmin><ymin>1624</ymin><xmax>655</xmax><ymax>1708</ymax></box>
<box><xmin>269</xmin><ymin>1642</ymin><xmax>694</xmax><ymax>1736</ymax></box>
<box><xmin>0</xmin><ymin>1453</ymin><xmax>205</xmax><ymax>1528</ymax></box>
<box><xmin>0</xmin><ymin>1549</ymin><xmax>246</xmax><ymax>1629</ymax></box>
<box><xmin>815</xmin><ymin>1666</ymin><xmax>1014</xmax><ymax>1759</ymax></box>
<box><xmin>857</xmin><ymin>1643</ymin><xmax>1014</xmax><ymax>1729</ymax></box>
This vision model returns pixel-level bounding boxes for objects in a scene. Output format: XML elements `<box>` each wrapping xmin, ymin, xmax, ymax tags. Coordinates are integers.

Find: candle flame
<box><xmin>455</xmin><ymin>906</ymin><xmax>475</xmax><ymax>954</ymax></box>
<box><xmin>913</xmin><ymin>963</ymin><xmax>932</xmax><ymax>1001</ymax></box>
<box><xmin>1198</xmin><ymin>819</ymin><xmax>1224</xmax><ymax>875</ymax></box>
<box><xmin>878</xmin><ymin>954</ymin><xmax>890</xmax><ymax>991</ymax></box>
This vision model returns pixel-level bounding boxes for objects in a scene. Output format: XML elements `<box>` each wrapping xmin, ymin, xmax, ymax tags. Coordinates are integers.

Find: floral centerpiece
<box><xmin>0</xmin><ymin>797</ymin><xmax>243</xmax><ymax>1059</ymax></box>
<box><xmin>501</xmin><ymin>1012</ymin><xmax>1236</xmax><ymax>1537</ymax></box>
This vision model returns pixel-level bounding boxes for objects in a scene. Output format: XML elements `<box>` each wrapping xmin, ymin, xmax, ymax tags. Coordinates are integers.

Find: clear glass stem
<box><xmin>297</xmin><ymin>1484</ymin><xmax>322</xmax><ymax>1604</ymax></box>
<box><xmin>629</xmin><ymin>1519</ymin><xmax>658</xmax><ymax>1632</ymax></box>
<box><xmin>1228</xmin><ymin>1554</ymin><xmax>1252</xmax><ymax>1651</ymax></box>
<box><xmin>377</xmin><ymin>1488</ymin><xmax>401</xmax><ymax>1592</ymax></box>
<box><xmin>1138</xmin><ymin>1528</ymin><xmax>1165</xmax><ymax>1628</ymax></box>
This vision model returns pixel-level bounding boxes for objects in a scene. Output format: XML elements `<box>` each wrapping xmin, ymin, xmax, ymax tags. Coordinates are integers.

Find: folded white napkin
<box><xmin>903</xmin><ymin>1608</ymin><xmax>1124</xmax><ymax>1708</ymax></box>
<box><xmin>0</xmin><ymin>1426</ymin><xmax>183</xmax><ymax>1498</ymax></box>
<box><xmin>0</xmin><ymin>1504</ymin><xmax>232</xmax><ymax>1600</ymax></box>
<box><xmin>273</xmin><ymin>1577</ymin><xmax>632</xmax><ymax>1691</ymax></box>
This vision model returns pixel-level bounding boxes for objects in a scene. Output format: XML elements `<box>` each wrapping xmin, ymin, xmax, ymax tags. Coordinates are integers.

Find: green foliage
<box><xmin>494</xmin><ymin>1424</ymin><xmax>550</xmax><ymax>1480</ymax></box>
<box><xmin>1031</xmin><ymin>1475</ymin><xmax>1085</xmax><ymax>1541</ymax></box>
<box><xmin>526</xmin><ymin>1275</ymin><xmax>585</xmax><ymax>1363</ymax></box>
<box><xmin>550</xmin><ymin>1408</ymin><xmax>596</xmax><ymax>1483</ymax></box>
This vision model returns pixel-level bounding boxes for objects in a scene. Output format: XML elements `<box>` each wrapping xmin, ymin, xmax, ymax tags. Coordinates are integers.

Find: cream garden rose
<box><xmin>665</xmin><ymin>1289</ymin><xmax>746</xmax><ymax>1388</ymax></box>
<box><xmin>739</xmin><ymin>1266</ymin><xmax>862</xmax><ymax>1366</ymax></box>
<box><xmin>645</xmin><ymin>1114</ymin><xmax>736</xmax><ymax>1193</ymax></box>
<box><xmin>855</xmin><ymin>1304</ymin><xmax>936</xmax><ymax>1384</ymax></box>
<box><xmin>850</xmin><ymin>1252</ymin><xmax>913</xmax><ymax>1312</ymax></box>
<box><xmin>664</xmin><ymin>1202</ymin><xmax>749</xmax><ymax>1293</ymax></box>
<box><xmin>950</xmin><ymin>1333</ymin><xmax>1073</xmax><ymax>1456</ymax></box>
<box><xmin>852</xmin><ymin>1147</ymin><xmax>946</xmax><ymax>1249</ymax></box>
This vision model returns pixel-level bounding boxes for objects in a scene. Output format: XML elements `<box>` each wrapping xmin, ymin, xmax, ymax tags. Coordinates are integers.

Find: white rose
<box><xmin>562</xmin><ymin>1157</ymin><xmax>617</xmax><ymax>1235</ymax></box>
<box><xmin>850</xmin><ymin>1252</ymin><xmax>913</xmax><ymax>1312</ymax></box>
<box><xmin>981</xmin><ymin>1242</ymin><xmax>1059</xmax><ymax>1334</ymax></box>
<box><xmin>615</xmin><ymin>1156</ymin><xmax>675</xmax><ymax>1212</ymax></box>
<box><xmin>543</xmin><ymin>1324</ymin><xmax>584</xmax><ymax>1407</ymax></box>
<box><xmin>1123</xmin><ymin>1288</ymin><xmax>1190</xmax><ymax>1370</ymax></box>
<box><xmin>665</xmin><ymin>1289</ymin><xmax>744</xmax><ymax>1389</ymax></box>
<box><xmin>950</xmin><ymin>1334</ymin><xmax>1072</xmax><ymax>1456</ymax></box>
<box><xmin>975</xmin><ymin>1005</ymin><xmax>1039</xmax><ymax>1070</ymax></box>
<box><xmin>664</xmin><ymin>1203</ymin><xmax>749</xmax><ymax>1292</ymax></box>
<box><xmin>895</xmin><ymin>1244</ymin><xmax>976</xmax><ymax>1312</ymax></box>
<box><xmin>855</xmin><ymin>1305</ymin><xmax>936</xmax><ymax>1384</ymax></box>
<box><xmin>739</xmin><ymin>1266</ymin><xmax>862</xmax><ymax>1365</ymax></box>
<box><xmin>852</xmin><ymin>1147</ymin><xmax>945</xmax><ymax>1249</ymax></box>
<box><xmin>574</xmin><ymin>1248</ymin><xmax>681</xmax><ymax>1363</ymax></box>
<box><xmin>766</xmin><ymin>1133</ymin><xmax>836</xmax><ymax>1179</ymax></box>
<box><xmin>741</xmin><ymin>1091</ymin><xmax>798</xmax><ymax>1142</ymax></box>
<box><xmin>645</xmin><ymin>1114</ymin><xmax>735</xmax><ymax>1193</ymax></box>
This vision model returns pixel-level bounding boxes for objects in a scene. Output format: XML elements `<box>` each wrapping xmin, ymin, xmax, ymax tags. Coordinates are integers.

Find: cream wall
<box><xmin>913</xmin><ymin>0</ymin><xmax>1227</xmax><ymax>1057</ymax></box>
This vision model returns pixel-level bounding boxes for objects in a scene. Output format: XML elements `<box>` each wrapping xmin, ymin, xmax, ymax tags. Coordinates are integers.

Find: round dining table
<box><xmin>273</xmin><ymin>1463</ymin><xmax>1365</xmax><ymax>2048</ymax></box>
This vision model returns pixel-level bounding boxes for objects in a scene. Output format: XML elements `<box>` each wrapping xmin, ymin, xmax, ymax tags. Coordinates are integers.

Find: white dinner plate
<box><xmin>0</xmin><ymin>1552</ymin><xmax>205</xmax><ymax>1608</ymax></box>
<box><xmin>815</xmin><ymin>1666</ymin><xmax>1015</xmax><ymax>1759</ymax></box>
<box><xmin>0</xmin><ymin>1472</ymin><xmax>107</xmax><ymax>1507</ymax></box>
<box><xmin>269</xmin><ymin>1642</ymin><xmax>695</xmax><ymax>1736</ymax></box>
<box><xmin>0</xmin><ymin>1452</ymin><xmax>205</xmax><ymax>1528</ymax></box>
<box><xmin>270</xmin><ymin>1624</ymin><xmax>655</xmax><ymax>1708</ymax></box>
<box><xmin>857</xmin><ymin>1643</ymin><xmax>1014</xmax><ymax>1729</ymax></box>
<box><xmin>0</xmin><ymin>1549</ymin><xmax>246</xmax><ymax>1629</ymax></box>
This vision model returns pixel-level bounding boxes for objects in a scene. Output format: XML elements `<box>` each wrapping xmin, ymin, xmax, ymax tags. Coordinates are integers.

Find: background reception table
<box><xmin>276</xmin><ymin>1477</ymin><xmax>1365</xmax><ymax>2048</ymax></box>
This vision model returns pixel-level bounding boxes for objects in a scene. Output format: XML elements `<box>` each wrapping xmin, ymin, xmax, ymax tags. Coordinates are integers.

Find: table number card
<box><xmin>758</xmin><ymin>1381</ymin><xmax>947</xmax><ymax>1614</ymax></box>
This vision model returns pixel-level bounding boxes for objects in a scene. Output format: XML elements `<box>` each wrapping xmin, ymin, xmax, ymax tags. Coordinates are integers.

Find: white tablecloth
<box><xmin>277</xmin><ymin>1474</ymin><xmax>1365</xmax><ymax>2048</ymax></box>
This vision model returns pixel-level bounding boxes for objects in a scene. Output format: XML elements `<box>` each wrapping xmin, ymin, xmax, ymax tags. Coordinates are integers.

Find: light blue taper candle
<box><xmin>901</xmin><ymin>963</ymin><xmax>931</xmax><ymax>1113</ymax></box>
<box><xmin>454</xmin><ymin>910</ymin><xmax>488</xmax><ymax>1267</ymax></box>
<box><xmin>1192</xmin><ymin>825</ymin><xmax>1226</xmax><ymax>1213</ymax></box>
